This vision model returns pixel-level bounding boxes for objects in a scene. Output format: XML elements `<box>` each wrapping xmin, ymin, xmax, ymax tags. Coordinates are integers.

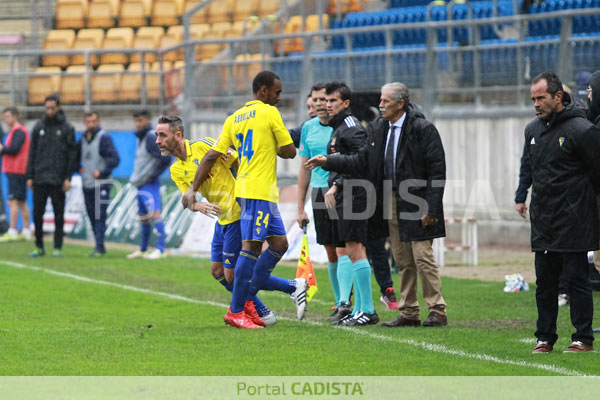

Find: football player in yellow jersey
<box><xmin>182</xmin><ymin>71</ymin><xmax>309</xmax><ymax>325</ymax></box>
<box><xmin>155</xmin><ymin>115</ymin><xmax>275</xmax><ymax>328</ymax></box>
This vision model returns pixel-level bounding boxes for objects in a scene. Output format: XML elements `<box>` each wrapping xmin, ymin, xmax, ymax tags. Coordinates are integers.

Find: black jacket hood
<box><xmin>587</xmin><ymin>70</ymin><xmax>600</xmax><ymax>125</ymax></box>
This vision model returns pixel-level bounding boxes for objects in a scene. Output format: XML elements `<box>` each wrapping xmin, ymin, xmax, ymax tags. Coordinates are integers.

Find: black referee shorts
<box><xmin>311</xmin><ymin>187</ymin><xmax>337</xmax><ymax>246</ymax></box>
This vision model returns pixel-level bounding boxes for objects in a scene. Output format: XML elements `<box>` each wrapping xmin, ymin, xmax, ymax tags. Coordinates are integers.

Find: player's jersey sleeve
<box><xmin>170</xmin><ymin>164</ymin><xmax>189</xmax><ymax>195</ymax></box>
<box><xmin>299</xmin><ymin>120</ymin><xmax>311</xmax><ymax>158</ymax></box>
<box><xmin>268</xmin><ymin>106</ymin><xmax>293</xmax><ymax>147</ymax></box>
<box><xmin>213</xmin><ymin>116</ymin><xmax>234</xmax><ymax>154</ymax></box>
<box><xmin>221</xmin><ymin>146</ymin><xmax>238</xmax><ymax>169</ymax></box>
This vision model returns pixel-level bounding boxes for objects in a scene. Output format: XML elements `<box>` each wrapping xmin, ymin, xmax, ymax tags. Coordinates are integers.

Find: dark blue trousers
<box><xmin>83</xmin><ymin>185</ymin><xmax>110</xmax><ymax>253</ymax></box>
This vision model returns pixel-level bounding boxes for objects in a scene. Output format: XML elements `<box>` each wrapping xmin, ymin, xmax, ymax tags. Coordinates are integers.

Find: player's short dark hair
<box><xmin>44</xmin><ymin>94</ymin><xmax>60</xmax><ymax>106</ymax></box>
<box><xmin>84</xmin><ymin>111</ymin><xmax>99</xmax><ymax>119</ymax></box>
<box><xmin>3</xmin><ymin>106</ymin><xmax>18</xmax><ymax>117</ymax></box>
<box><xmin>325</xmin><ymin>81</ymin><xmax>352</xmax><ymax>102</ymax></box>
<box><xmin>252</xmin><ymin>71</ymin><xmax>280</xmax><ymax>94</ymax></box>
<box><xmin>158</xmin><ymin>115</ymin><xmax>184</xmax><ymax>137</ymax></box>
<box><xmin>310</xmin><ymin>82</ymin><xmax>327</xmax><ymax>93</ymax></box>
<box><xmin>133</xmin><ymin>109</ymin><xmax>151</xmax><ymax>119</ymax></box>
<box><xmin>532</xmin><ymin>72</ymin><xmax>563</xmax><ymax>97</ymax></box>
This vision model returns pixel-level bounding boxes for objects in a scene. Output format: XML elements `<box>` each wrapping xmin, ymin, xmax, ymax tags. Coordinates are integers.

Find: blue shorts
<box><xmin>238</xmin><ymin>198</ymin><xmax>286</xmax><ymax>242</ymax></box>
<box><xmin>6</xmin><ymin>173</ymin><xmax>27</xmax><ymax>201</ymax></box>
<box><xmin>137</xmin><ymin>181</ymin><xmax>161</xmax><ymax>216</ymax></box>
<box><xmin>211</xmin><ymin>220</ymin><xmax>242</xmax><ymax>269</ymax></box>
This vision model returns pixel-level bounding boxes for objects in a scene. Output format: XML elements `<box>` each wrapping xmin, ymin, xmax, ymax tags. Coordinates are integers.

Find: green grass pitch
<box><xmin>0</xmin><ymin>241</ymin><xmax>598</xmax><ymax>376</ymax></box>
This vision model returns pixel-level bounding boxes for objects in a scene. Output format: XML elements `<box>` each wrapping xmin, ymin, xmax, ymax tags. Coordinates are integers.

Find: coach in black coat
<box><xmin>527</xmin><ymin>73</ymin><xmax>600</xmax><ymax>354</ymax></box>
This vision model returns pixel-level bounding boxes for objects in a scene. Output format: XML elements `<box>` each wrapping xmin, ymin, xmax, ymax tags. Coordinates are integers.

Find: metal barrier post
<box><xmin>558</xmin><ymin>16</ymin><xmax>573</xmax><ymax>82</ymax></box>
<box><xmin>140</xmin><ymin>54</ymin><xmax>148</xmax><ymax>108</ymax></box>
<box><xmin>84</xmin><ymin>52</ymin><xmax>92</xmax><ymax>111</ymax></box>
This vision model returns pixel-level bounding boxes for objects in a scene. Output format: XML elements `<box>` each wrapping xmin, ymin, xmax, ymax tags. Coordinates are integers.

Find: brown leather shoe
<box><xmin>423</xmin><ymin>312</ymin><xmax>448</xmax><ymax>327</ymax></box>
<box><xmin>380</xmin><ymin>315</ymin><xmax>421</xmax><ymax>327</ymax></box>
<box><xmin>563</xmin><ymin>341</ymin><xmax>594</xmax><ymax>353</ymax></box>
<box><xmin>532</xmin><ymin>341</ymin><xmax>553</xmax><ymax>353</ymax></box>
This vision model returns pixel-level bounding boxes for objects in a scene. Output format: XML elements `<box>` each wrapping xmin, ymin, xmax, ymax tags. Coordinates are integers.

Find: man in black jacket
<box><xmin>26</xmin><ymin>95</ymin><xmax>77</xmax><ymax>257</ymax></box>
<box><xmin>586</xmin><ymin>70</ymin><xmax>600</xmax><ymax>334</ymax></box>
<box><xmin>371</xmin><ymin>82</ymin><xmax>448</xmax><ymax>328</ymax></box>
<box><xmin>527</xmin><ymin>72</ymin><xmax>600</xmax><ymax>354</ymax></box>
<box><xmin>305</xmin><ymin>82</ymin><xmax>379</xmax><ymax>326</ymax></box>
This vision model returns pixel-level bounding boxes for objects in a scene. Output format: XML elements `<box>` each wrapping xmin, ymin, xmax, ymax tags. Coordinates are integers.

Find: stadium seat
<box><xmin>95</xmin><ymin>0</ymin><xmax>120</xmax><ymax>17</ymax></box>
<box><xmin>131</xmin><ymin>26</ymin><xmax>164</xmax><ymax>63</ymax></box>
<box><xmin>184</xmin><ymin>0</ymin><xmax>209</xmax><ymax>24</ymax></box>
<box><xmin>92</xmin><ymin>64</ymin><xmax>124</xmax><ymax>102</ymax></box>
<box><xmin>152</xmin><ymin>0</ymin><xmax>180</xmax><ymax>26</ymax></box>
<box><xmin>87</xmin><ymin>0</ymin><xmax>115</xmax><ymax>28</ymax></box>
<box><xmin>42</xmin><ymin>30</ymin><xmax>76</xmax><ymax>67</ymax></box>
<box><xmin>148</xmin><ymin>61</ymin><xmax>173</xmax><ymax>99</ymax></box>
<box><xmin>233</xmin><ymin>0</ymin><xmax>259</xmax><ymax>22</ymax></box>
<box><xmin>233</xmin><ymin>53</ymin><xmax>265</xmax><ymax>92</ymax></box>
<box><xmin>60</xmin><ymin>65</ymin><xmax>88</xmax><ymax>104</ymax></box>
<box><xmin>190</xmin><ymin>23</ymin><xmax>211</xmax><ymax>38</ymax></box>
<box><xmin>160</xmin><ymin>34</ymin><xmax>183</xmax><ymax>61</ymax></box>
<box><xmin>119</xmin><ymin>62</ymin><xmax>147</xmax><ymax>101</ymax></box>
<box><xmin>101</xmin><ymin>27</ymin><xmax>134</xmax><ymax>64</ymax></box>
<box><xmin>71</xmin><ymin>29</ymin><xmax>104</xmax><ymax>66</ymax></box>
<box><xmin>196</xmin><ymin>23</ymin><xmax>228</xmax><ymax>59</ymax></box>
<box><xmin>119</xmin><ymin>0</ymin><xmax>146</xmax><ymax>27</ymax></box>
<box><xmin>141</xmin><ymin>0</ymin><xmax>154</xmax><ymax>16</ymax></box>
<box><xmin>28</xmin><ymin>67</ymin><xmax>61</xmax><ymax>105</ymax></box>
<box><xmin>282</xmin><ymin>16</ymin><xmax>302</xmax><ymax>53</ymax></box>
<box><xmin>55</xmin><ymin>0</ymin><xmax>86</xmax><ymax>29</ymax></box>
<box><xmin>207</xmin><ymin>0</ymin><xmax>234</xmax><ymax>23</ymax></box>
<box><xmin>258</xmin><ymin>0</ymin><xmax>280</xmax><ymax>18</ymax></box>
<box><xmin>165</xmin><ymin>61</ymin><xmax>184</xmax><ymax>99</ymax></box>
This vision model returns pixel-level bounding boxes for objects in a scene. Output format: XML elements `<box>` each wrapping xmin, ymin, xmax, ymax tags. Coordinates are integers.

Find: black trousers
<box><xmin>33</xmin><ymin>184</ymin><xmax>65</xmax><ymax>250</ymax></box>
<box><xmin>366</xmin><ymin>237</ymin><xmax>394</xmax><ymax>294</ymax></box>
<box><xmin>534</xmin><ymin>251</ymin><xmax>594</xmax><ymax>346</ymax></box>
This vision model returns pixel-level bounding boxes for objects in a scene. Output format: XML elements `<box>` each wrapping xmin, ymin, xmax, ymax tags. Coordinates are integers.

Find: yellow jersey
<box><xmin>170</xmin><ymin>138</ymin><xmax>240</xmax><ymax>225</ymax></box>
<box><xmin>214</xmin><ymin>100</ymin><xmax>292</xmax><ymax>203</ymax></box>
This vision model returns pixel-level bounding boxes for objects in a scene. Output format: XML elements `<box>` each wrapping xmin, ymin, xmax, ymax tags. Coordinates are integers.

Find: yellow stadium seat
<box><xmin>184</xmin><ymin>0</ymin><xmax>209</xmax><ymax>24</ymax></box>
<box><xmin>327</xmin><ymin>0</ymin><xmax>364</xmax><ymax>14</ymax></box>
<box><xmin>148</xmin><ymin>61</ymin><xmax>172</xmax><ymax>99</ymax></box>
<box><xmin>152</xmin><ymin>0</ymin><xmax>179</xmax><ymax>26</ymax></box>
<box><xmin>46</xmin><ymin>29</ymin><xmax>77</xmax><ymax>45</ymax></box>
<box><xmin>56</xmin><ymin>0</ymin><xmax>86</xmax><ymax>29</ymax></box>
<box><xmin>42</xmin><ymin>30</ymin><xmax>76</xmax><ymax>66</ymax></box>
<box><xmin>42</xmin><ymin>40</ymin><xmax>72</xmax><ymax>68</ymax></box>
<box><xmin>233</xmin><ymin>53</ymin><xmax>266</xmax><ymax>93</ymax></box>
<box><xmin>306</xmin><ymin>14</ymin><xmax>329</xmax><ymax>31</ymax></box>
<box><xmin>119</xmin><ymin>63</ymin><xmax>146</xmax><ymax>101</ymax></box>
<box><xmin>233</xmin><ymin>0</ymin><xmax>259</xmax><ymax>22</ymax></box>
<box><xmin>141</xmin><ymin>0</ymin><xmax>154</xmax><ymax>16</ymax></box>
<box><xmin>119</xmin><ymin>0</ymin><xmax>146</xmax><ymax>27</ymax></box>
<box><xmin>92</xmin><ymin>64</ymin><xmax>124</xmax><ymax>102</ymax></box>
<box><xmin>28</xmin><ymin>67</ymin><xmax>61</xmax><ymax>105</ymax></box>
<box><xmin>161</xmin><ymin>34</ymin><xmax>183</xmax><ymax>62</ymax></box>
<box><xmin>194</xmin><ymin>22</ymin><xmax>229</xmax><ymax>60</ymax></box>
<box><xmin>190</xmin><ymin>23</ymin><xmax>210</xmax><ymax>39</ymax></box>
<box><xmin>57</xmin><ymin>0</ymin><xmax>88</xmax><ymax>12</ymax></box>
<box><xmin>165</xmin><ymin>61</ymin><xmax>184</xmax><ymax>99</ymax></box>
<box><xmin>71</xmin><ymin>29</ymin><xmax>104</xmax><ymax>66</ymax></box>
<box><xmin>60</xmin><ymin>65</ymin><xmax>88</xmax><ymax>104</ymax></box>
<box><xmin>282</xmin><ymin>16</ymin><xmax>302</xmax><ymax>53</ymax></box>
<box><xmin>95</xmin><ymin>0</ymin><xmax>120</xmax><ymax>17</ymax></box>
<box><xmin>207</xmin><ymin>0</ymin><xmax>233</xmax><ymax>23</ymax></box>
<box><xmin>130</xmin><ymin>27</ymin><xmax>164</xmax><ymax>63</ymax></box>
<box><xmin>87</xmin><ymin>1</ymin><xmax>114</xmax><ymax>28</ymax></box>
<box><xmin>101</xmin><ymin>27</ymin><xmax>134</xmax><ymax>64</ymax></box>
<box><xmin>258</xmin><ymin>0</ymin><xmax>280</xmax><ymax>18</ymax></box>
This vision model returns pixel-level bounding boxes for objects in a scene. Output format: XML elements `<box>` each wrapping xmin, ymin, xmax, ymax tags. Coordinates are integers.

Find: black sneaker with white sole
<box><xmin>329</xmin><ymin>302</ymin><xmax>352</xmax><ymax>324</ymax></box>
<box><xmin>344</xmin><ymin>311</ymin><xmax>380</xmax><ymax>326</ymax></box>
<box><xmin>332</xmin><ymin>313</ymin><xmax>353</xmax><ymax>326</ymax></box>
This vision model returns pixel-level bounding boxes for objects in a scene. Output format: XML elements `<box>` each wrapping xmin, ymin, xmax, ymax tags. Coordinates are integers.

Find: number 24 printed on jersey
<box><xmin>236</xmin><ymin>129</ymin><xmax>255</xmax><ymax>163</ymax></box>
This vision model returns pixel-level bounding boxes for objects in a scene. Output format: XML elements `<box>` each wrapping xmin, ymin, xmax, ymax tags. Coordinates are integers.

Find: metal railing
<box><xmin>0</xmin><ymin>7</ymin><xmax>598</xmax><ymax>122</ymax></box>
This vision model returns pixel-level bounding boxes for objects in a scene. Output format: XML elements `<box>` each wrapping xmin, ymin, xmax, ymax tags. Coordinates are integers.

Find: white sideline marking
<box><xmin>0</xmin><ymin>260</ymin><xmax>594</xmax><ymax>377</ymax></box>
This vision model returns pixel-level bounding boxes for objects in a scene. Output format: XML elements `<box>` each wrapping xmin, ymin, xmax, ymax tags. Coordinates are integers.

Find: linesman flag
<box><xmin>296</xmin><ymin>225</ymin><xmax>317</xmax><ymax>301</ymax></box>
